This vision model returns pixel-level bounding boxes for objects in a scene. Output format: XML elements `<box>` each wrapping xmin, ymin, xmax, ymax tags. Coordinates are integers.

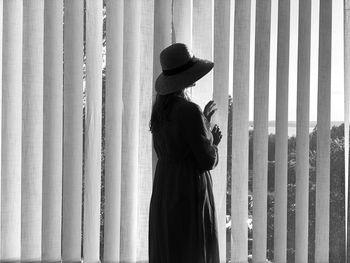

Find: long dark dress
<box><xmin>149</xmin><ymin>96</ymin><xmax>220</xmax><ymax>263</ymax></box>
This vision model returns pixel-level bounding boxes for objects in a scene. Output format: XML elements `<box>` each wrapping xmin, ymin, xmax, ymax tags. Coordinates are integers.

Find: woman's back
<box><xmin>152</xmin><ymin>96</ymin><xmax>190</xmax><ymax>163</ymax></box>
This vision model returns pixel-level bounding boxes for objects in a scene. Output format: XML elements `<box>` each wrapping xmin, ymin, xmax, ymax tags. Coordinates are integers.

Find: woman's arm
<box><xmin>178</xmin><ymin>101</ymin><xmax>219</xmax><ymax>172</ymax></box>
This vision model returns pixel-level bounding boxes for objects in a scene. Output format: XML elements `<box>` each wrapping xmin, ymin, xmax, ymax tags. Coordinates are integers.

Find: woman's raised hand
<box><xmin>203</xmin><ymin>100</ymin><xmax>218</xmax><ymax>123</ymax></box>
<box><xmin>211</xmin><ymin>124</ymin><xmax>222</xmax><ymax>146</ymax></box>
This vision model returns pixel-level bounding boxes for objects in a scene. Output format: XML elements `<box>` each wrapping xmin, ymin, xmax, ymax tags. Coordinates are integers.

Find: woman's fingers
<box><xmin>208</xmin><ymin>107</ymin><xmax>218</xmax><ymax>119</ymax></box>
<box><xmin>204</xmin><ymin>100</ymin><xmax>214</xmax><ymax>111</ymax></box>
<box><xmin>212</xmin><ymin>124</ymin><xmax>222</xmax><ymax>135</ymax></box>
<box><xmin>207</xmin><ymin>100</ymin><xmax>215</xmax><ymax>107</ymax></box>
<box><xmin>208</xmin><ymin>102</ymin><xmax>217</xmax><ymax>112</ymax></box>
<box><xmin>204</xmin><ymin>100</ymin><xmax>216</xmax><ymax>113</ymax></box>
<box><xmin>205</xmin><ymin>101</ymin><xmax>217</xmax><ymax>122</ymax></box>
<box><xmin>211</xmin><ymin>124</ymin><xmax>223</xmax><ymax>145</ymax></box>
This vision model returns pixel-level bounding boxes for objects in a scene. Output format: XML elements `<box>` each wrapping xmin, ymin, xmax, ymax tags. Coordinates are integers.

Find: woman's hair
<box><xmin>149</xmin><ymin>88</ymin><xmax>191</xmax><ymax>133</ymax></box>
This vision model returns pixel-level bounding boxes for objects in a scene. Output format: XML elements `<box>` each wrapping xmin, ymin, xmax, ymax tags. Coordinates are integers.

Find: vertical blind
<box><xmin>315</xmin><ymin>0</ymin><xmax>332</xmax><ymax>260</ymax></box>
<box><xmin>43</xmin><ymin>0</ymin><xmax>63</xmax><ymax>260</ymax></box>
<box><xmin>295</xmin><ymin>0</ymin><xmax>311</xmax><ymax>261</ymax></box>
<box><xmin>274</xmin><ymin>0</ymin><xmax>289</xmax><ymax>261</ymax></box>
<box><xmin>212</xmin><ymin>0</ymin><xmax>230</xmax><ymax>260</ymax></box>
<box><xmin>62</xmin><ymin>0</ymin><xmax>83</xmax><ymax>260</ymax></box>
<box><xmin>2</xmin><ymin>0</ymin><xmax>22</xmax><ymax>259</ymax></box>
<box><xmin>252</xmin><ymin>0</ymin><xmax>271</xmax><ymax>261</ymax></box>
<box><xmin>231</xmin><ymin>1</ymin><xmax>250</xmax><ymax>261</ymax></box>
<box><xmin>104</xmin><ymin>0</ymin><xmax>123</xmax><ymax>261</ymax></box>
<box><xmin>83</xmin><ymin>0</ymin><xmax>103</xmax><ymax>261</ymax></box>
<box><xmin>120</xmin><ymin>0</ymin><xmax>141</xmax><ymax>261</ymax></box>
<box><xmin>22</xmin><ymin>0</ymin><xmax>44</xmax><ymax>260</ymax></box>
<box><xmin>0</xmin><ymin>0</ymin><xmax>345</xmax><ymax>262</ymax></box>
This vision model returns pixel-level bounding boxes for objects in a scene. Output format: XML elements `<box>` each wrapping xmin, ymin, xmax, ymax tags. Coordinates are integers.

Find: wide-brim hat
<box><xmin>155</xmin><ymin>43</ymin><xmax>214</xmax><ymax>95</ymax></box>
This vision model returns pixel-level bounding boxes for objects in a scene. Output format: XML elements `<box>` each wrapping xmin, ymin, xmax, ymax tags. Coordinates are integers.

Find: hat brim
<box><xmin>155</xmin><ymin>58</ymin><xmax>214</xmax><ymax>95</ymax></box>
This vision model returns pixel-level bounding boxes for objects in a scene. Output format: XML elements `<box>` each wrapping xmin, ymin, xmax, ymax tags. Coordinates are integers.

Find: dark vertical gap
<box><xmin>287</xmin><ymin>134</ymin><xmax>296</xmax><ymax>263</ymax></box>
<box><xmin>100</xmin><ymin>0</ymin><xmax>107</xmax><ymax>260</ymax></box>
<box><xmin>308</xmin><ymin>127</ymin><xmax>317</xmax><ymax>263</ymax></box>
<box><xmin>226</xmin><ymin>95</ymin><xmax>233</xmax><ymax>263</ymax></box>
<box><xmin>248</xmin><ymin>128</ymin><xmax>253</xmax><ymax>260</ymax></box>
<box><xmin>61</xmin><ymin>0</ymin><xmax>65</xmax><ymax>258</ymax></box>
<box><xmin>267</xmin><ymin>132</ymin><xmax>275</xmax><ymax>262</ymax></box>
<box><xmin>329</xmin><ymin>124</ymin><xmax>346</xmax><ymax>262</ymax></box>
<box><xmin>348</xmin><ymin>127</ymin><xmax>350</xmax><ymax>263</ymax></box>
<box><xmin>81</xmin><ymin>0</ymin><xmax>87</xmax><ymax>259</ymax></box>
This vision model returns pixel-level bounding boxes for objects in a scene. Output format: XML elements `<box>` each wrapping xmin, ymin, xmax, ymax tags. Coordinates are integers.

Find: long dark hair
<box><xmin>149</xmin><ymin>88</ymin><xmax>191</xmax><ymax>134</ymax></box>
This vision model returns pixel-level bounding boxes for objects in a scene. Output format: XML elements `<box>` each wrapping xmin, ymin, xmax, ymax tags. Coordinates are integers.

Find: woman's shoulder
<box><xmin>173</xmin><ymin>97</ymin><xmax>207</xmax><ymax>128</ymax></box>
<box><xmin>173</xmin><ymin>97</ymin><xmax>201</xmax><ymax>115</ymax></box>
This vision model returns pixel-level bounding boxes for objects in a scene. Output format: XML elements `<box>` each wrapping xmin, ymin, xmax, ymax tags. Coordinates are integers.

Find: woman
<box><xmin>149</xmin><ymin>43</ymin><xmax>222</xmax><ymax>263</ymax></box>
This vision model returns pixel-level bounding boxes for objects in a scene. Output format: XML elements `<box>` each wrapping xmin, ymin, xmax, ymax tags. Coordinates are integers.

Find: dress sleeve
<box><xmin>178</xmin><ymin>101</ymin><xmax>219</xmax><ymax>172</ymax></box>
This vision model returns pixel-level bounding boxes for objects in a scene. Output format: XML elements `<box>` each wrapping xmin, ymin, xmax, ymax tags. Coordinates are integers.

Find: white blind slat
<box><xmin>192</xmin><ymin>0</ymin><xmax>213</xmax><ymax>109</ymax></box>
<box><xmin>83</xmin><ymin>0</ymin><xmax>103</xmax><ymax>261</ymax></box>
<box><xmin>42</xmin><ymin>0</ymin><xmax>63</xmax><ymax>260</ymax></box>
<box><xmin>104</xmin><ymin>0</ymin><xmax>123</xmax><ymax>261</ymax></box>
<box><xmin>252</xmin><ymin>0</ymin><xmax>271</xmax><ymax>261</ymax></box>
<box><xmin>172</xmin><ymin>0</ymin><xmax>193</xmax><ymax>96</ymax></box>
<box><xmin>213</xmin><ymin>0</ymin><xmax>231</xmax><ymax>261</ymax></box>
<box><xmin>274</xmin><ymin>0</ymin><xmax>290</xmax><ymax>262</ymax></box>
<box><xmin>295</xmin><ymin>0</ymin><xmax>311</xmax><ymax>261</ymax></box>
<box><xmin>315</xmin><ymin>0</ymin><xmax>332</xmax><ymax>260</ymax></box>
<box><xmin>230</xmin><ymin>0</ymin><xmax>251</xmax><ymax>262</ymax></box>
<box><xmin>22</xmin><ymin>0</ymin><xmax>44</xmax><ymax>260</ymax></box>
<box><xmin>120</xmin><ymin>0</ymin><xmax>142</xmax><ymax>261</ymax></box>
<box><xmin>137</xmin><ymin>0</ymin><xmax>154</xmax><ymax>260</ymax></box>
<box><xmin>1</xmin><ymin>0</ymin><xmax>23</xmax><ymax>259</ymax></box>
<box><xmin>172</xmin><ymin>0</ymin><xmax>192</xmax><ymax>47</ymax></box>
<box><xmin>62</xmin><ymin>0</ymin><xmax>84</xmax><ymax>260</ymax></box>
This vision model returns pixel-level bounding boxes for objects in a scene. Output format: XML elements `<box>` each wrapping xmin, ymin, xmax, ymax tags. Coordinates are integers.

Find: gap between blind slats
<box><xmin>344</xmin><ymin>0</ymin><xmax>350</xmax><ymax>259</ymax></box>
<box><xmin>0</xmin><ymin>0</ymin><xmax>2</xmax><ymax>255</ymax></box>
<box><xmin>0</xmin><ymin>0</ymin><xmax>2</xmax><ymax>256</ymax></box>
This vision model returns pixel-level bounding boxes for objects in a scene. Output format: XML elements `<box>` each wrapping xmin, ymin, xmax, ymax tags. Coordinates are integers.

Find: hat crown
<box><xmin>160</xmin><ymin>43</ymin><xmax>193</xmax><ymax>71</ymax></box>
